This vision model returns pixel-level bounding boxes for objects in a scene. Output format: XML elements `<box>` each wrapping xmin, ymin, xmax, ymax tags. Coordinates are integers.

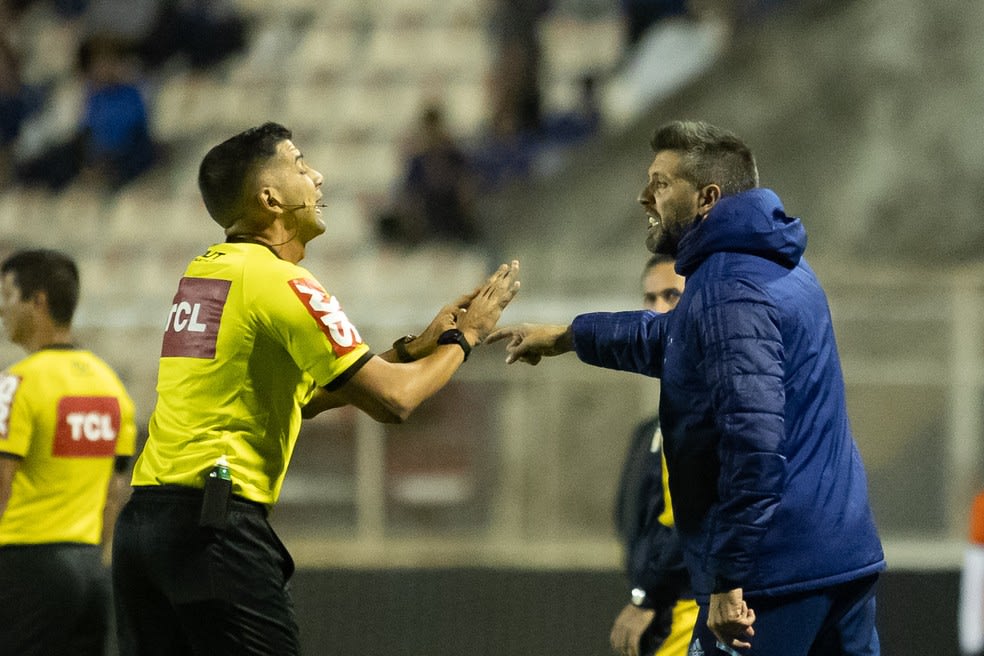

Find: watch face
<box><xmin>438</xmin><ymin>329</ymin><xmax>463</xmax><ymax>343</ymax></box>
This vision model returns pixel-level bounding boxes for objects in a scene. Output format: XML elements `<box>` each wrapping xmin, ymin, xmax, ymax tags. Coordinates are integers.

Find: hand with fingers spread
<box><xmin>708</xmin><ymin>588</ymin><xmax>756</xmax><ymax>651</ymax></box>
<box><xmin>389</xmin><ymin>261</ymin><xmax>520</xmax><ymax>362</ymax></box>
<box><xmin>455</xmin><ymin>260</ymin><xmax>521</xmax><ymax>346</ymax></box>
<box><xmin>485</xmin><ymin>323</ymin><xmax>573</xmax><ymax>365</ymax></box>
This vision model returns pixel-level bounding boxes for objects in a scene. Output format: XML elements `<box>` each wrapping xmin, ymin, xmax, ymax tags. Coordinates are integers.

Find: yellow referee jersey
<box><xmin>132</xmin><ymin>242</ymin><xmax>371</xmax><ymax>505</ymax></box>
<box><xmin>0</xmin><ymin>347</ymin><xmax>137</xmax><ymax>545</ymax></box>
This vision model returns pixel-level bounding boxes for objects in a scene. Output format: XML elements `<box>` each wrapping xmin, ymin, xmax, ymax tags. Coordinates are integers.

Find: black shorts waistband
<box><xmin>130</xmin><ymin>484</ymin><xmax>268</xmax><ymax>516</ymax></box>
<box><xmin>0</xmin><ymin>542</ymin><xmax>99</xmax><ymax>552</ymax></box>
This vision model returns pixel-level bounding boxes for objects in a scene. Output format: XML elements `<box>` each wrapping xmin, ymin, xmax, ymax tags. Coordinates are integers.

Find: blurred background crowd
<box><xmin>1</xmin><ymin>0</ymin><xmax>983</xmax><ymax>654</ymax></box>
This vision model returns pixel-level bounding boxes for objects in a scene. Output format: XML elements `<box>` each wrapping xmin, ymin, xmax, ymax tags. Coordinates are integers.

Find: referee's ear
<box><xmin>258</xmin><ymin>187</ymin><xmax>283</xmax><ymax>215</ymax></box>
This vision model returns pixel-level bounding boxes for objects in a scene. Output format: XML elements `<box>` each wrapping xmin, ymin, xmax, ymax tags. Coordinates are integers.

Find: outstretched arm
<box><xmin>489</xmin><ymin>311</ymin><xmax>669</xmax><ymax>377</ymax></box>
<box><xmin>485</xmin><ymin>323</ymin><xmax>573</xmax><ymax>365</ymax></box>
<box><xmin>304</xmin><ymin>261</ymin><xmax>520</xmax><ymax>421</ymax></box>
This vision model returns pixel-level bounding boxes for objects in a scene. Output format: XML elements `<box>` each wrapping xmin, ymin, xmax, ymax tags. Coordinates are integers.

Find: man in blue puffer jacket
<box><xmin>488</xmin><ymin>120</ymin><xmax>885</xmax><ymax>655</ymax></box>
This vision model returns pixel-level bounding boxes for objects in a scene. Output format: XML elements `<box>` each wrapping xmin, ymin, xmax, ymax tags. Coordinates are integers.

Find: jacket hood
<box><xmin>676</xmin><ymin>188</ymin><xmax>807</xmax><ymax>277</ymax></box>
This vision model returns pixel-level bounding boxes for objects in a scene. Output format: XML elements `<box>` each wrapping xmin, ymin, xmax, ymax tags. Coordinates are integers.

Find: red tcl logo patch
<box><xmin>288</xmin><ymin>278</ymin><xmax>363</xmax><ymax>356</ymax></box>
<box><xmin>161</xmin><ymin>277</ymin><xmax>231</xmax><ymax>359</ymax></box>
<box><xmin>54</xmin><ymin>396</ymin><xmax>121</xmax><ymax>457</ymax></box>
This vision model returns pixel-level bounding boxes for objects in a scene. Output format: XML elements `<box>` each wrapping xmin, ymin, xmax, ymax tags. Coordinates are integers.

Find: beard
<box><xmin>646</xmin><ymin>217</ymin><xmax>690</xmax><ymax>256</ymax></box>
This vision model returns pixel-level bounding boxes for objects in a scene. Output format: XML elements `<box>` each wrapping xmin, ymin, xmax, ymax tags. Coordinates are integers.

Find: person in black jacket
<box><xmin>610</xmin><ymin>254</ymin><xmax>696</xmax><ymax>656</ymax></box>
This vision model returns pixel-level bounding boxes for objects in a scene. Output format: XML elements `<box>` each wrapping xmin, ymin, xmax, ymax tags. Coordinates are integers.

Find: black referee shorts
<box><xmin>112</xmin><ymin>486</ymin><xmax>299</xmax><ymax>656</ymax></box>
<box><xmin>0</xmin><ymin>542</ymin><xmax>109</xmax><ymax>656</ymax></box>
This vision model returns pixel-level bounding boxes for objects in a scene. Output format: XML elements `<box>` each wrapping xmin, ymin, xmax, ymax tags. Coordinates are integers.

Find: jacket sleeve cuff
<box><xmin>712</xmin><ymin>575</ymin><xmax>741</xmax><ymax>594</ymax></box>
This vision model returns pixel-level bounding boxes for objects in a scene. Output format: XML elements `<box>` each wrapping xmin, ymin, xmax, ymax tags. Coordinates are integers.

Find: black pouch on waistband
<box><xmin>199</xmin><ymin>470</ymin><xmax>231</xmax><ymax>529</ymax></box>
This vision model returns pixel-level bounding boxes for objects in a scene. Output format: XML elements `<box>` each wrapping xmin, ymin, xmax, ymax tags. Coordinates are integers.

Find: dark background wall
<box><xmin>289</xmin><ymin>567</ymin><xmax>959</xmax><ymax>656</ymax></box>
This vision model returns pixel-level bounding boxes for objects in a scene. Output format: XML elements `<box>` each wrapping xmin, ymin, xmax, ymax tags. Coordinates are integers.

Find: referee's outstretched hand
<box><xmin>457</xmin><ymin>260</ymin><xmax>521</xmax><ymax>345</ymax></box>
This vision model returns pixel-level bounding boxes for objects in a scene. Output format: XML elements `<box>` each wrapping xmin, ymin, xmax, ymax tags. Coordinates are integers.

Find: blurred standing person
<box><xmin>487</xmin><ymin>0</ymin><xmax>551</xmax><ymax>136</ymax></box>
<box><xmin>112</xmin><ymin>122</ymin><xmax>520</xmax><ymax>655</ymax></box>
<box><xmin>378</xmin><ymin>103</ymin><xmax>481</xmax><ymax>248</ymax></box>
<box><xmin>0</xmin><ymin>249</ymin><xmax>137</xmax><ymax>656</ymax></box>
<box><xmin>610</xmin><ymin>253</ymin><xmax>696</xmax><ymax>656</ymax></box>
<box><xmin>619</xmin><ymin>0</ymin><xmax>690</xmax><ymax>47</ymax></box>
<box><xmin>489</xmin><ymin>120</ymin><xmax>884</xmax><ymax>655</ymax></box>
<box><xmin>0</xmin><ymin>36</ymin><xmax>46</xmax><ymax>184</ymax></box>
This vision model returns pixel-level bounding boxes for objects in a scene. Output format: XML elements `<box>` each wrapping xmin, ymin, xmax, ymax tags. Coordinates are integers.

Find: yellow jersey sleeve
<box><xmin>0</xmin><ymin>371</ymin><xmax>31</xmax><ymax>457</ymax></box>
<box><xmin>244</xmin><ymin>257</ymin><xmax>371</xmax><ymax>387</ymax></box>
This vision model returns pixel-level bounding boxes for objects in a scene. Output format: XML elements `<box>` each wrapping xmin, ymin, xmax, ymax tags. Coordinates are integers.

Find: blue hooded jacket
<box><xmin>572</xmin><ymin>188</ymin><xmax>885</xmax><ymax>600</ymax></box>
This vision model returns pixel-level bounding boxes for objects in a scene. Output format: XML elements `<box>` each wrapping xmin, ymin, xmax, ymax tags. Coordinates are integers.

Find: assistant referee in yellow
<box><xmin>0</xmin><ymin>249</ymin><xmax>137</xmax><ymax>656</ymax></box>
<box><xmin>111</xmin><ymin>122</ymin><xmax>520</xmax><ymax>655</ymax></box>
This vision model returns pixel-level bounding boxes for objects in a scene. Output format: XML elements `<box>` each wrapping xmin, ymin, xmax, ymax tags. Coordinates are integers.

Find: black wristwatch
<box><xmin>392</xmin><ymin>334</ymin><xmax>417</xmax><ymax>363</ymax></box>
<box><xmin>437</xmin><ymin>329</ymin><xmax>471</xmax><ymax>361</ymax></box>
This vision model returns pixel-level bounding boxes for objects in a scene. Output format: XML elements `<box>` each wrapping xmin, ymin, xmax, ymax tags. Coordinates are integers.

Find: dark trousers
<box><xmin>0</xmin><ymin>542</ymin><xmax>109</xmax><ymax>656</ymax></box>
<box><xmin>689</xmin><ymin>574</ymin><xmax>880</xmax><ymax>656</ymax></box>
<box><xmin>112</xmin><ymin>486</ymin><xmax>299</xmax><ymax>655</ymax></box>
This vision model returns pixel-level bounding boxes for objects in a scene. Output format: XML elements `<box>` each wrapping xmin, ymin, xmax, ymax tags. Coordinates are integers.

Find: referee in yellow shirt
<box><xmin>111</xmin><ymin>122</ymin><xmax>520</xmax><ymax>655</ymax></box>
<box><xmin>0</xmin><ymin>249</ymin><xmax>137</xmax><ymax>656</ymax></box>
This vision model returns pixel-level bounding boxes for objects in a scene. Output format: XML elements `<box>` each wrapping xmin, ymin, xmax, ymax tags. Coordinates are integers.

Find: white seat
<box><xmin>332</xmin><ymin>82</ymin><xmax>423</xmax><ymax>139</ymax></box>
<box><xmin>540</xmin><ymin>15</ymin><xmax>624</xmax><ymax>80</ymax></box>
<box><xmin>292</xmin><ymin>26</ymin><xmax>360</xmax><ymax>82</ymax></box>
<box><xmin>309</xmin><ymin>140</ymin><xmax>401</xmax><ymax>196</ymax></box>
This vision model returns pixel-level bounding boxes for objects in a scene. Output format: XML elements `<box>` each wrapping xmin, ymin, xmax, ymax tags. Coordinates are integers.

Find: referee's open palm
<box><xmin>458</xmin><ymin>260</ymin><xmax>520</xmax><ymax>342</ymax></box>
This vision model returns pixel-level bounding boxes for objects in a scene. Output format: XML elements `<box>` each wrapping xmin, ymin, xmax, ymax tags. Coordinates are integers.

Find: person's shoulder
<box><xmin>2</xmin><ymin>352</ymin><xmax>28</xmax><ymax>372</ymax></box>
<box><xmin>23</xmin><ymin>348</ymin><xmax>115</xmax><ymax>375</ymax></box>
<box><xmin>70</xmin><ymin>348</ymin><xmax>120</xmax><ymax>371</ymax></box>
<box><xmin>0</xmin><ymin>351</ymin><xmax>59</xmax><ymax>391</ymax></box>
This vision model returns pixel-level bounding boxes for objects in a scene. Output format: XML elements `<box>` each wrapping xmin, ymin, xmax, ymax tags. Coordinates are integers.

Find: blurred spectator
<box><xmin>0</xmin><ymin>36</ymin><xmax>46</xmax><ymax>184</ymax></box>
<box><xmin>377</xmin><ymin>103</ymin><xmax>482</xmax><ymax>248</ymax></box>
<box><xmin>16</xmin><ymin>34</ymin><xmax>157</xmax><ymax>191</ymax></box>
<box><xmin>136</xmin><ymin>0</ymin><xmax>248</xmax><ymax>72</ymax></box>
<box><xmin>540</xmin><ymin>73</ymin><xmax>602</xmax><ymax>144</ymax></box>
<box><xmin>470</xmin><ymin>96</ymin><xmax>539</xmax><ymax>195</ymax></box>
<box><xmin>1</xmin><ymin>0</ymin><xmax>90</xmax><ymax>21</ymax></box>
<box><xmin>80</xmin><ymin>0</ymin><xmax>164</xmax><ymax>49</ymax></box>
<box><xmin>80</xmin><ymin>0</ymin><xmax>247</xmax><ymax>73</ymax></box>
<box><xmin>487</xmin><ymin>0</ymin><xmax>552</xmax><ymax>136</ymax></box>
<box><xmin>620</xmin><ymin>0</ymin><xmax>690</xmax><ymax>47</ymax></box>
<box><xmin>472</xmin><ymin>72</ymin><xmax>602</xmax><ymax>190</ymax></box>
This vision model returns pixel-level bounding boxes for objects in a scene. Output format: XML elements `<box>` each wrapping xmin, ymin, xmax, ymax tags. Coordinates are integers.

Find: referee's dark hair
<box><xmin>198</xmin><ymin>122</ymin><xmax>293</xmax><ymax>229</ymax></box>
<box><xmin>1</xmin><ymin>249</ymin><xmax>80</xmax><ymax>326</ymax></box>
<box><xmin>650</xmin><ymin>120</ymin><xmax>759</xmax><ymax>196</ymax></box>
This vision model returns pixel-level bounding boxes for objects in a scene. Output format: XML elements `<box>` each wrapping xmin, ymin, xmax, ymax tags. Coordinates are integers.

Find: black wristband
<box><xmin>437</xmin><ymin>329</ymin><xmax>471</xmax><ymax>361</ymax></box>
<box><xmin>392</xmin><ymin>334</ymin><xmax>417</xmax><ymax>363</ymax></box>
